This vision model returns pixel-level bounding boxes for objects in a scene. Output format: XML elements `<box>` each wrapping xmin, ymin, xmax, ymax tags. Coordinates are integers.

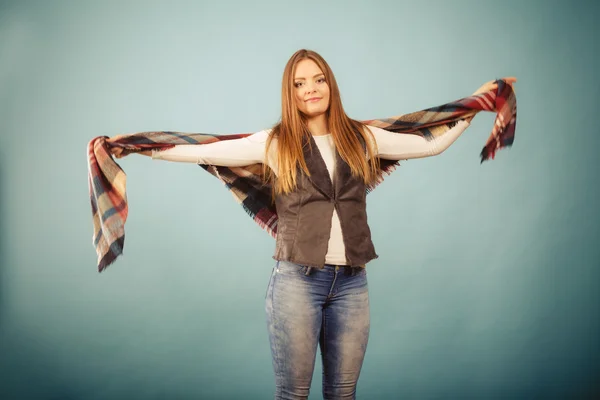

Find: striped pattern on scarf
<box><xmin>87</xmin><ymin>79</ymin><xmax>516</xmax><ymax>272</ymax></box>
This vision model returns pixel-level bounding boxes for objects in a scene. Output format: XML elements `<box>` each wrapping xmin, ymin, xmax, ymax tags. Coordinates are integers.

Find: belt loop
<box><xmin>305</xmin><ymin>266</ymin><xmax>313</xmax><ymax>276</ymax></box>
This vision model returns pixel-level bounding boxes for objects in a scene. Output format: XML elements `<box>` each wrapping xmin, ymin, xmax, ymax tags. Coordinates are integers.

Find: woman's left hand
<box><xmin>463</xmin><ymin>77</ymin><xmax>517</xmax><ymax>123</ymax></box>
<box><xmin>472</xmin><ymin>77</ymin><xmax>517</xmax><ymax>96</ymax></box>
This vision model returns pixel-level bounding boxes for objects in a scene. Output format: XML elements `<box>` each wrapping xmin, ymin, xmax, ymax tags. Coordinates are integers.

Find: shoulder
<box><xmin>360</xmin><ymin>124</ymin><xmax>382</xmax><ymax>146</ymax></box>
<box><xmin>353</xmin><ymin>120</ymin><xmax>386</xmax><ymax>138</ymax></box>
<box><xmin>248</xmin><ymin>129</ymin><xmax>278</xmax><ymax>157</ymax></box>
<box><xmin>362</xmin><ymin>124</ymin><xmax>386</xmax><ymax>135</ymax></box>
<box><xmin>246</xmin><ymin>128</ymin><xmax>274</xmax><ymax>144</ymax></box>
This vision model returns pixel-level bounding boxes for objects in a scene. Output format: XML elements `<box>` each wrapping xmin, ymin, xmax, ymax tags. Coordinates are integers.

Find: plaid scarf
<box><xmin>87</xmin><ymin>79</ymin><xmax>516</xmax><ymax>272</ymax></box>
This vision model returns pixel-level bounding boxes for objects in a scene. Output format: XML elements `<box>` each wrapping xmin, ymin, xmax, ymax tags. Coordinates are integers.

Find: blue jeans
<box><xmin>265</xmin><ymin>260</ymin><xmax>370</xmax><ymax>400</ymax></box>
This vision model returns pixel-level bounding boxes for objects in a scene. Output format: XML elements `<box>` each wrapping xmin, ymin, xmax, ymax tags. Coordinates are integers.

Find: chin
<box><xmin>303</xmin><ymin>107</ymin><xmax>328</xmax><ymax>118</ymax></box>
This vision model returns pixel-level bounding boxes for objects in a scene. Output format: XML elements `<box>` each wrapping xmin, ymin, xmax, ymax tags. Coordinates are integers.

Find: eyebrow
<box><xmin>294</xmin><ymin>73</ymin><xmax>325</xmax><ymax>80</ymax></box>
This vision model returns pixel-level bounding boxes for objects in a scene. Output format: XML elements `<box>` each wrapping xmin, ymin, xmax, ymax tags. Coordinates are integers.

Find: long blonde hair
<box><xmin>264</xmin><ymin>49</ymin><xmax>380</xmax><ymax>195</ymax></box>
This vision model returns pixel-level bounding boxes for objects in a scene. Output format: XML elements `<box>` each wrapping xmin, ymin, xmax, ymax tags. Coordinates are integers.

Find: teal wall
<box><xmin>1</xmin><ymin>0</ymin><xmax>598</xmax><ymax>398</ymax></box>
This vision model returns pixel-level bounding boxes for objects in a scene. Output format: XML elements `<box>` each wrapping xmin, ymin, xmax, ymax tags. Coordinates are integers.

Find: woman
<box><xmin>133</xmin><ymin>49</ymin><xmax>515</xmax><ymax>399</ymax></box>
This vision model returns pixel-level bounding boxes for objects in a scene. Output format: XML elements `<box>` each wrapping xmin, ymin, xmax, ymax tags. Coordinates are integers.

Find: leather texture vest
<box><xmin>272</xmin><ymin>132</ymin><xmax>378</xmax><ymax>268</ymax></box>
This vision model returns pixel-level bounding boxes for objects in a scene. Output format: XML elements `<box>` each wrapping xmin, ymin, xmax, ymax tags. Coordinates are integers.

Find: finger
<box><xmin>493</xmin><ymin>77</ymin><xmax>516</xmax><ymax>85</ymax></box>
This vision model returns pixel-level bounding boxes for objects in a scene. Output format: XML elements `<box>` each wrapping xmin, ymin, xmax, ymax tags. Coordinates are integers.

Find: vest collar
<box><xmin>301</xmin><ymin>132</ymin><xmax>362</xmax><ymax>199</ymax></box>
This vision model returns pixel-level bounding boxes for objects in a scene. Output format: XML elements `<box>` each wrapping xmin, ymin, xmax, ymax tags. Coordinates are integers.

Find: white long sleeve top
<box><xmin>152</xmin><ymin>121</ymin><xmax>470</xmax><ymax>265</ymax></box>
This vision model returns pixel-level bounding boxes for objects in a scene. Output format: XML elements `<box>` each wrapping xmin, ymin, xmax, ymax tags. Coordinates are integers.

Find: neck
<box><xmin>306</xmin><ymin>113</ymin><xmax>329</xmax><ymax>136</ymax></box>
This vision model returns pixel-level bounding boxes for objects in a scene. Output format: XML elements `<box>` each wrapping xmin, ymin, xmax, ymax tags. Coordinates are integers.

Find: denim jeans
<box><xmin>265</xmin><ymin>260</ymin><xmax>370</xmax><ymax>400</ymax></box>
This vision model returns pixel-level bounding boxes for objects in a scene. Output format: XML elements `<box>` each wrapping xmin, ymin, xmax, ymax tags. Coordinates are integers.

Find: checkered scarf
<box><xmin>87</xmin><ymin>79</ymin><xmax>516</xmax><ymax>272</ymax></box>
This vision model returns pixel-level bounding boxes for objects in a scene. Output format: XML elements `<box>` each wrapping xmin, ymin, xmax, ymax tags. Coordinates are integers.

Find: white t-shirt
<box><xmin>152</xmin><ymin>121</ymin><xmax>470</xmax><ymax>265</ymax></box>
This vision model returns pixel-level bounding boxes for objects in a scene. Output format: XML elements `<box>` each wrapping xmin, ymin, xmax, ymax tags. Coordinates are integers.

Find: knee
<box><xmin>322</xmin><ymin>383</ymin><xmax>357</xmax><ymax>400</ymax></box>
<box><xmin>275</xmin><ymin>384</ymin><xmax>311</xmax><ymax>400</ymax></box>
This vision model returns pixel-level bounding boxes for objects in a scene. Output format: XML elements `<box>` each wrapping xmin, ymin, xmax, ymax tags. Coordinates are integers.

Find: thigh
<box><xmin>320</xmin><ymin>269</ymin><xmax>370</xmax><ymax>400</ymax></box>
<box><xmin>265</xmin><ymin>261</ymin><xmax>328</xmax><ymax>399</ymax></box>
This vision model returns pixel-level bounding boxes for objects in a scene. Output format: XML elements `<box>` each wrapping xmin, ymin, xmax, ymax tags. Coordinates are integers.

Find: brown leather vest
<box><xmin>272</xmin><ymin>132</ymin><xmax>378</xmax><ymax>268</ymax></box>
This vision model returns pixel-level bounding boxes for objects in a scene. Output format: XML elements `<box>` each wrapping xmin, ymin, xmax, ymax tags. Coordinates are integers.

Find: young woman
<box><xmin>143</xmin><ymin>49</ymin><xmax>515</xmax><ymax>399</ymax></box>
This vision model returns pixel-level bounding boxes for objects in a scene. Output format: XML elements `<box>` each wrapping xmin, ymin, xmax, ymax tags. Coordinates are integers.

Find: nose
<box><xmin>305</xmin><ymin>82</ymin><xmax>317</xmax><ymax>94</ymax></box>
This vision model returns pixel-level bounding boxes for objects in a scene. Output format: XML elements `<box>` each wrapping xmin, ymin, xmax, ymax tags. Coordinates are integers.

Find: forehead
<box><xmin>294</xmin><ymin>59</ymin><xmax>324</xmax><ymax>78</ymax></box>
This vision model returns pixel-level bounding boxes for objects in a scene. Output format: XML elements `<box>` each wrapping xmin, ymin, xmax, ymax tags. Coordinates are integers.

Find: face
<box><xmin>293</xmin><ymin>59</ymin><xmax>330</xmax><ymax>118</ymax></box>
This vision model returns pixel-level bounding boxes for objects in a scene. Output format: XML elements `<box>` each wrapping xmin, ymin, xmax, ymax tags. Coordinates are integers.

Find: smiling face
<box><xmin>293</xmin><ymin>59</ymin><xmax>331</xmax><ymax>119</ymax></box>
<box><xmin>267</xmin><ymin>49</ymin><xmax>380</xmax><ymax>195</ymax></box>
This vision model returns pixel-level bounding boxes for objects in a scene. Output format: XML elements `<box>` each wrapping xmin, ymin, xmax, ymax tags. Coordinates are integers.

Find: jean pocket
<box><xmin>275</xmin><ymin>260</ymin><xmax>306</xmax><ymax>275</ymax></box>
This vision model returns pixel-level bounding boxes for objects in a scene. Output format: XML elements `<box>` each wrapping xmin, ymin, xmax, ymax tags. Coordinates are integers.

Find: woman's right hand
<box><xmin>109</xmin><ymin>146</ymin><xmax>153</xmax><ymax>158</ymax></box>
<box><xmin>137</xmin><ymin>150</ymin><xmax>153</xmax><ymax>157</ymax></box>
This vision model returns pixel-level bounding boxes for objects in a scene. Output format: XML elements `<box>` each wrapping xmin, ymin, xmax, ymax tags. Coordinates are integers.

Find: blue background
<box><xmin>1</xmin><ymin>0</ymin><xmax>598</xmax><ymax>398</ymax></box>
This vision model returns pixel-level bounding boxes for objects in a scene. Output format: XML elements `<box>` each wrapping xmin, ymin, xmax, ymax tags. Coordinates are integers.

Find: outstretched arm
<box><xmin>368</xmin><ymin>77</ymin><xmax>517</xmax><ymax>161</ymax></box>
<box><xmin>150</xmin><ymin>130</ymin><xmax>270</xmax><ymax>167</ymax></box>
<box><xmin>368</xmin><ymin>119</ymin><xmax>471</xmax><ymax>160</ymax></box>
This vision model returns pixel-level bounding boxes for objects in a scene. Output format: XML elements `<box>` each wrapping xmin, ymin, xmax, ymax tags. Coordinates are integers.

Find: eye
<box><xmin>316</xmin><ymin>77</ymin><xmax>326</xmax><ymax>84</ymax></box>
<box><xmin>294</xmin><ymin>81</ymin><xmax>303</xmax><ymax>88</ymax></box>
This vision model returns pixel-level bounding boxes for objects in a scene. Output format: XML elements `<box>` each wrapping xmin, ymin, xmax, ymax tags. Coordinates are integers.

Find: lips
<box><xmin>306</xmin><ymin>97</ymin><xmax>322</xmax><ymax>102</ymax></box>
